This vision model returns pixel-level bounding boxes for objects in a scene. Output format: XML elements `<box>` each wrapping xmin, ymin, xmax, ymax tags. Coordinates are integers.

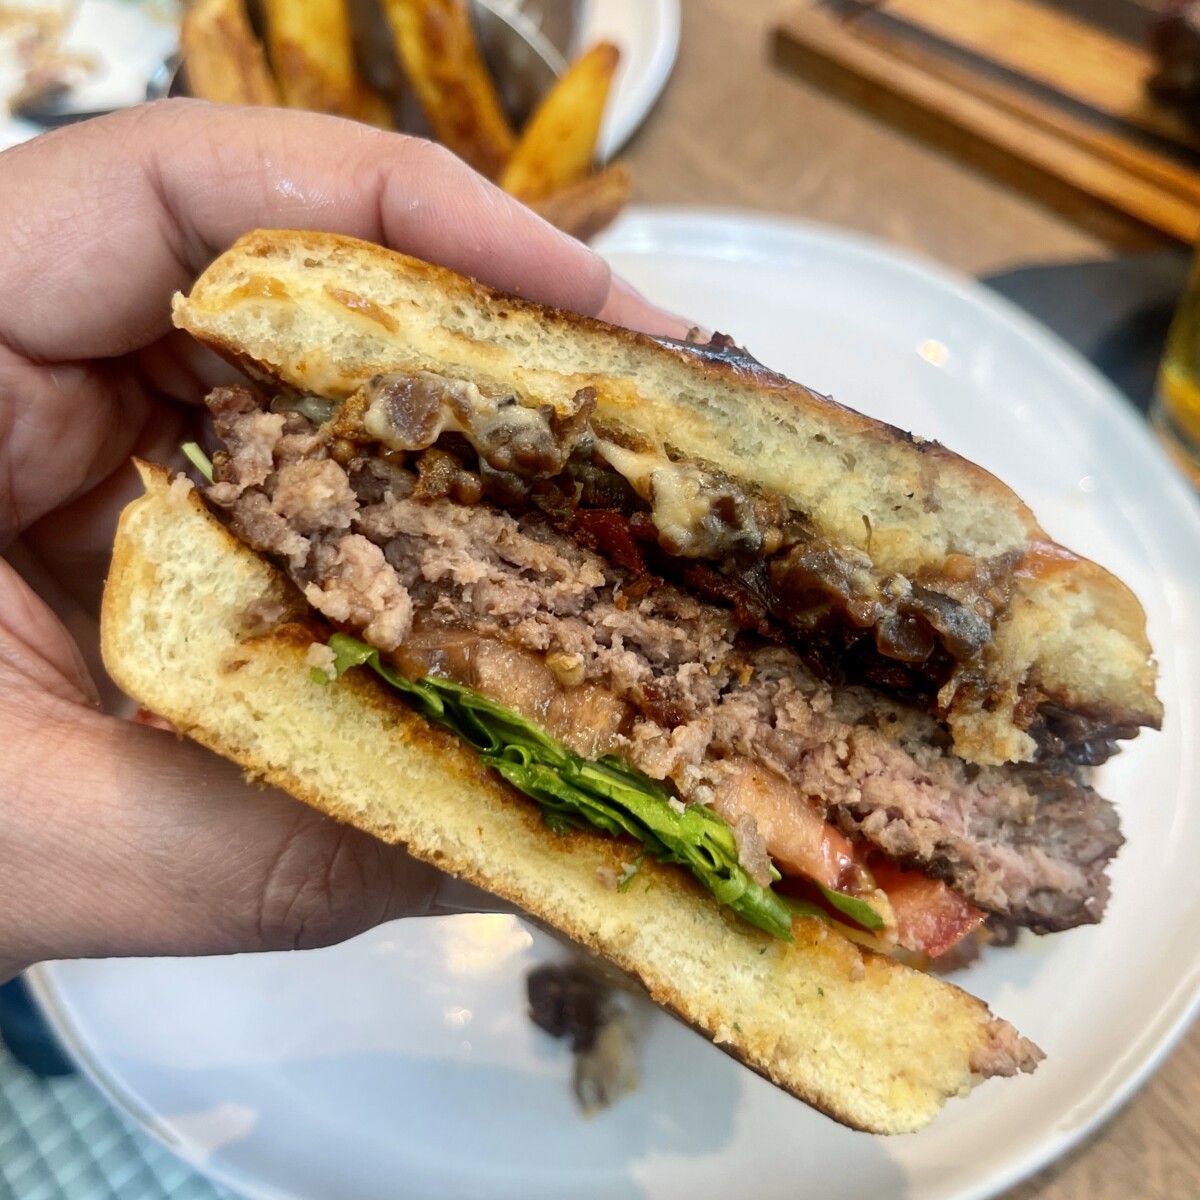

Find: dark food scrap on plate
<box><xmin>527</xmin><ymin>962</ymin><xmax>640</xmax><ymax>1115</ymax></box>
<box><xmin>2</xmin><ymin>1</ymin><xmax>97</xmax><ymax>119</ymax></box>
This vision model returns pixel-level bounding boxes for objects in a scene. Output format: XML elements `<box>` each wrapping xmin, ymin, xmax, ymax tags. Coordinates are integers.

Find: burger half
<box><xmin>101</xmin><ymin>230</ymin><xmax>1161</xmax><ymax>1134</ymax></box>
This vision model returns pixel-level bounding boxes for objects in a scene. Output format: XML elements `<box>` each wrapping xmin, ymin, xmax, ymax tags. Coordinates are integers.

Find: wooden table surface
<box><xmin>620</xmin><ymin>2</ymin><xmax>1198</xmax><ymax>1196</ymax></box>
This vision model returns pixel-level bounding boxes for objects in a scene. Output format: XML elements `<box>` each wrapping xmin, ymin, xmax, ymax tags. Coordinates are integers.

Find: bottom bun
<box><xmin>100</xmin><ymin>462</ymin><xmax>1040</xmax><ymax>1135</ymax></box>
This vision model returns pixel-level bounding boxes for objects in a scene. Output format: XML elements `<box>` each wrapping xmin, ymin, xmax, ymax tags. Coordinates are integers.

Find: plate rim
<box><xmin>30</xmin><ymin>205</ymin><xmax>1200</xmax><ymax>1200</ymax></box>
<box><xmin>591</xmin><ymin>0</ymin><xmax>681</xmax><ymax>157</ymax></box>
<box><xmin>600</xmin><ymin>207</ymin><xmax>1200</xmax><ymax>1200</ymax></box>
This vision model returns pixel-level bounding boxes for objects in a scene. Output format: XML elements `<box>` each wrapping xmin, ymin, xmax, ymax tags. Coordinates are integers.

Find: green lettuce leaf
<box><xmin>817</xmin><ymin>884</ymin><xmax>886</xmax><ymax>932</ymax></box>
<box><xmin>323</xmin><ymin>633</ymin><xmax>795</xmax><ymax>941</ymax></box>
<box><xmin>181</xmin><ymin>442</ymin><xmax>214</xmax><ymax>484</ymax></box>
<box><xmin>617</xmin><ymin>850</ymin><xmax>646</xmax><ymax>892</ymax></box>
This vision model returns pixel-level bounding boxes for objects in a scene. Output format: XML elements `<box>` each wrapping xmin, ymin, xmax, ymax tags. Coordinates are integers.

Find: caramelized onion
<box><xmin>363</xmin><ymin>373</ymin><xmax>450</xmax><ymax>450</ymax></box>
<box><xmin>875</xmin><ymin>611</ymin><xmax>936</xmax><ymax>664</ymax></box>
<box><xmin>269</xmin><ymin>394</ymin><xmax>339</xmax><ymax>425</ymax></box>
<box><xmin>904</xmin><ymin>586</ymin><xmax>990</xmax><ymax>660</ymax></box>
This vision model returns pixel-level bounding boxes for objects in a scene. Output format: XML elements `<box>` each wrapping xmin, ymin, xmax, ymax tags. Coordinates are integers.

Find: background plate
<box><xmin>30</xmin><ymin>209</ymin><xmax>1200</xmax><ymax>1200</ymax></box>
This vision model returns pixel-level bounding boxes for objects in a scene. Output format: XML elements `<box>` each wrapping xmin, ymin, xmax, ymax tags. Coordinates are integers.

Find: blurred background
<box><xmin>1</xmin><ymin>2</ymin><xmax>1196</xmax><ymax>1199</ymax></box>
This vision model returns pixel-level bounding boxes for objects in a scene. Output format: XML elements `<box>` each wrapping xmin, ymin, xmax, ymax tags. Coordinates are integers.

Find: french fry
<box><xmin>500</xmin><ymin>42</ymin><xmax>619</xmax><ymax>201</ymax></box>
<box><xmin>528</xmin><ymin>161</ymin><xmax>631</xmax><ymax>242</ymax></box>
<box><xmin>179</xmin><ymin>0</ymin><xmax>632</xmax><ymax>243</ymax></box>
<box><xmin>181</xmin><ymin>0</ymin><xmax>281</xmax><ymax>107</ymax></box>
<box><xmin>379</xmin><ymin>0</ymin><xmax>515</xmax><ymax>178</ymax></box>
<box><xmin>261</xmin><ymin>0</ymin><xmax>393</xmax><ymax>128</ymax></box>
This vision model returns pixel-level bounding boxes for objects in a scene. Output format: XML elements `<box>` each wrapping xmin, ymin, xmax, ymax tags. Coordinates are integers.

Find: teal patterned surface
<box><xmin>0</xmin><ymin>1040</ymin><xmax>235</xmax><ymax>1200</ymax></box>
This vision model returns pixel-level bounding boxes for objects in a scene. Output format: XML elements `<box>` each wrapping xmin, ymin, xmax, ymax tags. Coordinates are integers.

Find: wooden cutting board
<box><xmin>772</xmin><ymin>0</ymin><xmax>1200</xmax><ymax>247</ymax></box>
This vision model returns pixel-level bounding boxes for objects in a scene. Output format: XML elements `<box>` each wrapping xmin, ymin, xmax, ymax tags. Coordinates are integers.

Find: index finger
<box><xmin>0</xmin><ymin>99</ymin><xmax>620</xmax><ymax>363</ymax></box>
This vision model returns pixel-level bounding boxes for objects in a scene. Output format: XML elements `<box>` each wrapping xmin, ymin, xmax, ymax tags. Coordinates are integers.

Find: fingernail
<box><xmin>601</xmin><ymin>277</ymin><xmax>699</xmax><ymax>339</ymax></box>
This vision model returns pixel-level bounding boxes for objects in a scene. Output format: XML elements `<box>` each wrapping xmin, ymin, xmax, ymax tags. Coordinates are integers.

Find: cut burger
<box><xmin>100</xmin><ymin>229</ymin><xmax>1161</xmax><ymax>1134</ymax></box>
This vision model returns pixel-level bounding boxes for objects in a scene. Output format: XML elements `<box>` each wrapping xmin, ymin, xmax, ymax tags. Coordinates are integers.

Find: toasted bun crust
<box><xmin>101</xmin><ymin>464</ymin><xmax>1040</xmax><ymax>1134</ymax></box>
<box><xmin>172</xmin><ymin>230</ymin><xmax>1160</xmax><ymax>764</ymax></box>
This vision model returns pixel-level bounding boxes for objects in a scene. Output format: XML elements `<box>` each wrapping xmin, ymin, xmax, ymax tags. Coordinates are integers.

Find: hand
<box><xmin>0</xmin><ymin>99</ymin><xmax>690</xmax><ymax>984</ymax></box>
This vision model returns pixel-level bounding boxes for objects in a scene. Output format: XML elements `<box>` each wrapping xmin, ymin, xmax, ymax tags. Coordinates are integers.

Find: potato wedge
<box><xmin>181</xmin><ymin>0</ymin><xmax>281</xmax><ymax>107</ymax></box>
<box><xmin>500</xmin><ymin>42</ymin><xmax>619</xmax><ymax>201</ymax></box>
<box><xmin>261</xmin><ymin>0</ymin><xmax>393</xmax><ymax>128</ymax></box>
<box><xmin>380</xmin><ymin>0</ymin><xmax>515</xmax><ymax>178</ymax></box>
<box><xmin>528</xmin><ymin>161</ymin><xmax>631</xmax><ymax>242</ymax></box>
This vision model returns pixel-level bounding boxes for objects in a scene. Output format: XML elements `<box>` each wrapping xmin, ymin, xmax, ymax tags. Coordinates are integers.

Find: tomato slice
<box><xmin>700</xmin><ymin>758</ymin><xmax>983</xmax><ymax>957</ymax></box>
<box><xmin>706</xmin><ymin>760</ymin><xmax>874</xmax><ymax>893</ymax></box>
<box><xmin>870</xmin><ymin>861</ymin><xmax>985</xmax><ymax>958</ymax></box>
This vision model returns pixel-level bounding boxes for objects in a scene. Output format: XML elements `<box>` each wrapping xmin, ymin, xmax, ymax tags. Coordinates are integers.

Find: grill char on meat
<box><xmin>203</xmin><ymin>383</ymin><xmax>1125</xmax><ymax>934</ymax></box>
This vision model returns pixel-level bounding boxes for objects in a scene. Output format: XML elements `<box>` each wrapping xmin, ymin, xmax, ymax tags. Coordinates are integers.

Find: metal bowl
<box><xmin>472</xmin><ymin>0</ymin><xmax>570</xmax><ymax>125</ymax></box>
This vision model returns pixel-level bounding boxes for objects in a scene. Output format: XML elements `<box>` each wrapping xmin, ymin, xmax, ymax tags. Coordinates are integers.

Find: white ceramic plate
<box><xmin>0</xmin><ymin>0</ymin><xmax>679</xmax><ymax>155</ymax></box>
<box><xmin>30</xmin><ymin>209</ymin><xmax>1200</xmax><ymax>1200</ymax></box>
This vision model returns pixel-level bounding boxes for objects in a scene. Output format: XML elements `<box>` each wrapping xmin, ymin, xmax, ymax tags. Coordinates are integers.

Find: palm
<box><xmin>0</xmin><ymin>340</ymin><xmax>447</xmax><ymax>968</ymax></box>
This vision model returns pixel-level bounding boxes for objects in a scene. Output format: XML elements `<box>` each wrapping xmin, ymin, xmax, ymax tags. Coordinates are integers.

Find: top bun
<box><xmin>174</xmin><ymin>230</ymin><xmax>1161</xmax><ymax>764</ymax></box>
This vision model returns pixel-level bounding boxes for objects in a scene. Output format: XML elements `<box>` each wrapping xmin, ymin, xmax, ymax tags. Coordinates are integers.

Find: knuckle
<box><xmin>400</xmin><ymin>135</ymin><xmax>461</xmax><ymax>174</ymax></box>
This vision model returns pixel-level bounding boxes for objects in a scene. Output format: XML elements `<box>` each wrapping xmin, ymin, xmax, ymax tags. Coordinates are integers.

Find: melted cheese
<box><xmin>591</xmin><ymin>439</ymin><xmax>661</xmax><ymax>497</ymax></box>
<box><xmin>595</xmin><ymin>438</ymin><xmax>758</xmax><ymax>558</ymax></box>
<box><xmin>649</xmin><ymin>463</ymin><xmax>721</xmax><ymax>555</ymax></box>
<box><xmin>365</xmin><ymin>371</ymin><xmax>562</xmax><ymax>465</ymax></box>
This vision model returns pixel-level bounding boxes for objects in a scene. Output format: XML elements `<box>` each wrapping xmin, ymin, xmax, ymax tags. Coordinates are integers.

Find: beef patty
<box><xmin>201</xmin><ymin>384</ymin><xmax>1123</xmax><ymax>933</ymax></box>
